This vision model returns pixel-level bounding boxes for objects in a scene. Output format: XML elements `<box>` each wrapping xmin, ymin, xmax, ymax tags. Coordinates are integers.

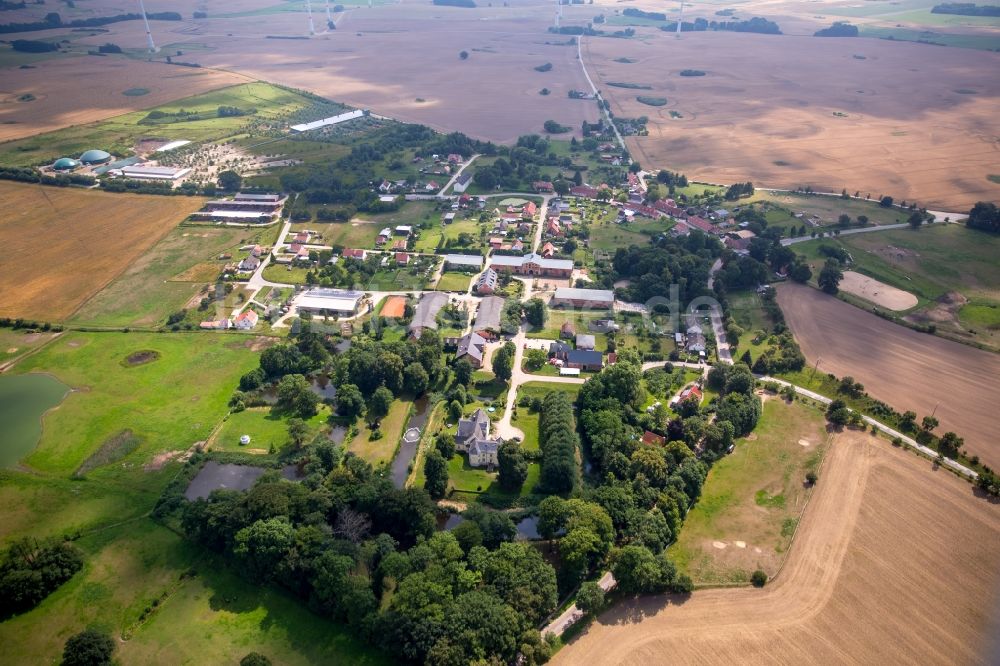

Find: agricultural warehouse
<box><xmin>474</xmin><ymin>296</ymin><xmax>505</xmax><ymax>338</ymax></box>
<box><xmin>117</xmin><ymin>165</ymin><xmax>191</xmax><ymax>182</ymax></box>
<box><xmin>489</xmin><ymin>252</ymin><xmax>573</xmax><ymax>278</ymax></box>
<box><xmin>294</xmin><ymin>288</ymin><xmax>364</xmax><ymax>316</ymax></box>
<box><xmin>408</xmin><ymin>291</ymin><xmax>448</xmax><ymax>337</ymax></box>
<box><xmin>443</xmin><ymin>254</ymin><xmax>483</xmax><ymax>270</ymax></box>
<box><xmin>551</xmin><ymin>287</ymin><xmax>615</xmax><ymax>309</ymax></box>
<box><xmin>290</xmin><ymin>109</ymin><xmax>366</xmax><ymax>132</ymax></box>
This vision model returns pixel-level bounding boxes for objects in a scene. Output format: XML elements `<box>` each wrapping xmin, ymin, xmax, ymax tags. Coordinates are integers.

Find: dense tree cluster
<box><xmin>932</xmin><ymin>3</ymin><xmax>1000</xmax><ymax>15</ymax></box>
<box><xmin>814</xmin><ymin>22</ymin><xmax>859</xmax><ymax>37</ymax></box>
<box><xmin>724</xmin><ymin>181</ymin><xmax>754</xmax><ymax>200</ymax></box>
<box><xmin>706</xmin><ymin>364</ymin><xmax>763</xmax><ymax>436</ymax></box>
<box><xmin>611</xmin><ymin>234</ymin><xmax>721</xmax><ymax>304</ymax></box>
<box><xmin>179</xmin><ymin>453</ymin><xmax>557</xmax><ymax>665</ymax></box>
<box><xmin>967</xmin><ymin>202</ymin><xmax>1000</xmax><ymax>233</ymax></box>
<box><xmin>0</xmin><ymin>538</ymin><xmax>83</xmax><ymax>618</ymax></box>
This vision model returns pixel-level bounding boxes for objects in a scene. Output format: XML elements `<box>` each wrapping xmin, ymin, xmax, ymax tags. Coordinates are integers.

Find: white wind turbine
<box><xmin>306</xmin><ymin>0</ymin><xmax>316</xmax><ymax>35</ymax></box>
<box><xmin>137</xmin><ymin>0</ymin><xmax>157</xmax><ymax>52</ymax></box>
<box><xmin>676</xmin><ymin>0</ymin><xmax>684</xmax><ymax>38</ymax></box>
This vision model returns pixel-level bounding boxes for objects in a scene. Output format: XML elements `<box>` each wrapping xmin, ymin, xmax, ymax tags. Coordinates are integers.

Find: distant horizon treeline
<box><xmin>931</xmin><ymin>3</ymin><xmax>1000</xmax><ymax>16</ymax></box>
<box><xmin>0</xmin><ymin>10</ymin><xmax>181</xmax><ymax>34</ymax></box>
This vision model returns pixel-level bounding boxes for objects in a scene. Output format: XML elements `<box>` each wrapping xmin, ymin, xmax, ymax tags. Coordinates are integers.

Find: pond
<box><xmin>328</xmin><ymin>424</ymin><xmax>348</xmax><ymax>444</ymax></box>
<box><xmin>0</xmin><ymin>373</ymin><xmax>70</xmax><ymax>468</ymax></box>
<box><xmin>184</xmin><ymin>461</ymin><xmax>266</xmax><ymax>500</ymax></box>
<box><xmin>390</xmin><ymin>397</ymin><xmax>429</xmax><ymax>487</ymax></box>
<box><xmin>310</xmin><ymin>376</ymin><xmax>337</xmax><ymax>400</ymax></box>
<box><xmin>433</xmin><ymin>513</ymin><xmax>543</xmax><ymax>540</ymax></box>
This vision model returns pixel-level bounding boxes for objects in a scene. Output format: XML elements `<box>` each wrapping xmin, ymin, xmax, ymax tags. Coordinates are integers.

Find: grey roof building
<box><xmin>551</xmin><ymin>287</ymin><xmax>615</xmax><ymax>308</ymax></box>
<box><xmin>566</xmin><ymin>349</ymin><xmax>603</xmax><ymax>369</ymax></box>
<box><xmin>443</xmin><ymin>254</ymin><xmax>484</xmax><ymax>269</ymax></box>
<box><xmin>576</xmin><ymin>334</ymin><xmax>596</xmax><ymax>350</ymax></box>
<box><xmin>455</xmin><ymin>331</ymin><xmax>487</xmax><ymax>367</ymax></box>
<box><xmin>409</xmin><ymin>292</ymin><xmax>449</xmax><ymax>335</ymax></box>
<box><xmin>474</xmin><ymin>296</ymin><xmax>505</xmax><ymax>334</ymax></box>
<box><xmin>456</xmin><ymin>408</ymin><xmax>491</xmax><ymax>450</ymax></box>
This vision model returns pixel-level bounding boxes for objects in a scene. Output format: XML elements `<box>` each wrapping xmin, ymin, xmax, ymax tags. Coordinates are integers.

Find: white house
<box><xmin>234</xmin><ymin>310</ymin><xmax>259</xmax><ymax>330</ymax></box>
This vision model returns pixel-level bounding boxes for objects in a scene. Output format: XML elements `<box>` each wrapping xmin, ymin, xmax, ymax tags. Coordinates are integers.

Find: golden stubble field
<box><xmin>0</xmin><ymin>181</ymin><xmax>204</xmax><ymax>321</ymax></box>
<box><xmin>776</xmin><ymin>282</ymin><xmax>1000</xmax><ymax>469</ymax></box>
<box><xmin>0</xmin><ymin>57</ymin><xmax>249</xmax><ymax>143</ymax></box>
<box><xmin>557</xmin><ymin>430</ymin><xmax>1000</xmax><ymax>665</ymax></box>
<box><xmin>584</xmin><ymin>30</ymin><xmax>1000</xmax><ymax>211</ymax></box>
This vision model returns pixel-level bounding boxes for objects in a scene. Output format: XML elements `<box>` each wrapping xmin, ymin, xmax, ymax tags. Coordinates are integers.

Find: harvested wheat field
<box><xmin>776</xmin><ymin>282</ymin><xmax>1000</xmax><ymax>468</ymax></box>
<box><xmin>839</xmin><ymin>271</ymin><xmax>918</xmax><ymax>311</ymax></box>
<box><xmin>558</xmin><ymin>430</ymin><xmax>1000</xmax><ymax>665</ymax></box>
<box><xmin>0</xmin><ymin>57</ymin><xmax>248</xmax><ymax>143</ymax></box>
<box><xmin>584</xmin><ymin>30</ymin><xmax>1000</xmax><ymax>210</ymax></box>
<box><xmin>0</xmin><ymin>181</ymin><xmax>204</xmax><ymax>321</ymax></box>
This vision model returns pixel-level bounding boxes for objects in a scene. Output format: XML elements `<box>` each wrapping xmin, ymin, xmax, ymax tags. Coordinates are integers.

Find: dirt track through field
<box><xmin>556</xmin><ymin>430</ymin><xmax>1000</xmax><ymax>665</ymax></box>
<box><xmin>776</xmin><ymin>282</ymin><xmax>1000</xmax><ymax>468</ymax></box>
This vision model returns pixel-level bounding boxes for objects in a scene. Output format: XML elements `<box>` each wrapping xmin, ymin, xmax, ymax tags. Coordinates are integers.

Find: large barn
<box><xmin>550</xmin><ymin>287</ymin><xmax>615</xmax><ymax>309</ymax></box>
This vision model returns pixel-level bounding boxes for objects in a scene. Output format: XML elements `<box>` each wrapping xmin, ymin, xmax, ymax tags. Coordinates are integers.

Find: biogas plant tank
<box><xmin>79</xmin><ymin>149</ymin><xmax>111</xmax><ymax>165</ymax></box>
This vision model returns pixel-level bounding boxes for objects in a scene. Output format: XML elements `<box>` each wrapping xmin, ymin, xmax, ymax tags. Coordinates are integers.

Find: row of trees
<box><xmin>538</xmin><ymin>392</ymin><xmax>579</xmax><ymax>494</ymax></box>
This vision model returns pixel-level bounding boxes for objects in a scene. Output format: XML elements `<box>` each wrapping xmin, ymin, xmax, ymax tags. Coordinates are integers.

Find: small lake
<box><xmin>0</xmin><ymin>373</ymin><xmax>70</xmax><ymax>468</ymax></box>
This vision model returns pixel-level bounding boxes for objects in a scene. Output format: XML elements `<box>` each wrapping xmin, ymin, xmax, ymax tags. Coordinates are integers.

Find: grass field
<box><xmin>72</xmin><ymin>224</ymin><xmax>274</xmax><ymax>328</ymax></box>
<box><xmin>0</xmin><ymin>516</ymin><xmax>386</xmax><ymax>665</ymax></box>
<box><xmin>212</xmin><ymin>405</ymin><xmax>332</xmax><ymax>455</ymax></box>
<box><xmin>670</xmin><ymin>397</ymin><xmax>829</xmax><ymax>585</ymax></box>
<box><xmin>750</xmin><ymin>191</ymin><xmax>922</xmax><ymax>232</ymax></box>
<box><xmin>0</xmin><ymin>82</ymin><xmax>327</xmax><ymax>167</ymax></box>
<box><xmin>0</xmin><ymin>182</ymin><xmax>205</xmax><ymax>321</ymax></box>
<box><xmin>348</xmin><ymin>399</ymin><xmax>411</xmax><ymax>466</ymax></box>
<box><xmin>10</xmin><ymin>332</ymin><xmax>260</xmax><ymax>476</ymax></box>
<box><xmin>434</xmin><ymin>271</ymin><xmax>473</xmax><ymax>292</ymax></box>
<box><xmin>0</xmin><ymin>329</ymin><xmax>59</xmax><ymax>366</ymax></box>
<box><xmin>526</xmin><ymin>310</ymin><xmax>612</xmax><ymax>344</ymax></box>
<box><xmin>0</xmin><ymin>330</ymin><xmax>383</xmax><ymax>664</ymax></box>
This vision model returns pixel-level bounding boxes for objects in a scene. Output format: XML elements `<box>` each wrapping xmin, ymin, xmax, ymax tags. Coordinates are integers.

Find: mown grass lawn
<box><xmin>349</xmin><ymin>399</ymin><xmax>412</xmax><ymax>466</ymax></box>
<box><xmin>669</xmin><ymin>397</ymin><xmax>829</xmax><ymax>584</ymax></box>
<box><xmin>212</xmin><ymin>405</ymin><xmax>332</xmax><ymax>454</ymax></box>
<box><xmin>434</xmin><ymin>271</ymin><xmax>473</xmax><ymax>292</ymax></box>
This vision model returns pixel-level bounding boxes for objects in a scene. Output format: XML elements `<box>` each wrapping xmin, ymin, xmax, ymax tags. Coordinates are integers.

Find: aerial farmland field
<box><xmin>557</xmin><ymin>430</ymin><xmax>1000</xmax><ymax>664</ymax></box>
<box><xmin>0</xmin><ymin>181</ymin><xmax>204</xmax><ymax>321</ymax></box>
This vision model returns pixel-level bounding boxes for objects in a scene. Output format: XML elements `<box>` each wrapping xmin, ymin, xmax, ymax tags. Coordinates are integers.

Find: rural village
<box><xmin>0</xmin><ymin>1</ymin><xmax>998</xmax><ymax>665</ymax></box>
